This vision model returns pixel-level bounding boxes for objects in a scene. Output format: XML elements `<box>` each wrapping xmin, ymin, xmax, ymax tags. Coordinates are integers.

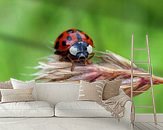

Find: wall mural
<box><xmin>34</xmin><ymin>29</ymin><xmax>163</xmax><ymax>97</ymax></box>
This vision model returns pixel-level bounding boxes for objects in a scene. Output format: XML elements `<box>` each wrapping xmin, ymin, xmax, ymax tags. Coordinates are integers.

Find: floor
<box><xmin>0</xmin><ymin>117</ymin><xmax>135</xmax><ymax>130</ymax></box>
<box><xmin>0</xmin><ymin>118</ymin><xmax>162</xmax><ymax>130</ymax></box>
<box><xmin>134</xmin><ymin>122</ymin><xmax>163</xmax><ymax>130</ymax></box>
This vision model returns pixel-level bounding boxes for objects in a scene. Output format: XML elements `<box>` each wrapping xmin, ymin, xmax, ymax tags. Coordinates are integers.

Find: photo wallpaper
<box><xmin>0</xmin><ymin>0</ymin><xmax>163</xmax><ymax>113</ymax></box>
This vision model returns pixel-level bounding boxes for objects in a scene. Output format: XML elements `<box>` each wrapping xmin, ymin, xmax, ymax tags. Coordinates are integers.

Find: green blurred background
<box><xmin>0</xmin><ymin>0</ymin><xmax>163</xmax><ymax>113</ymax></box>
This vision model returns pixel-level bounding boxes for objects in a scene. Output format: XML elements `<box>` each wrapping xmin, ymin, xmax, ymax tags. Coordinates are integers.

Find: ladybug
<box><xmin>54</xmin><ymin>28</ymin><xmax>94</xmax><ymax>66</ymax></box>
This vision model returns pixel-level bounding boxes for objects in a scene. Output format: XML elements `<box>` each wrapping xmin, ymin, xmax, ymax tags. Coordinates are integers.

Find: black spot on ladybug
<box><xmin>84</xmin><ymin>34</ymin><xmax>89</xmax><ymax>39</ymax></box>
<box><xmin>67</xmin><ymin>29</ymin><xmax>74</xmax><ymax>33</ymax></box>
<box><xmin>55</xmin><ymin>41</ymin><xmax>59</xmax><ymax>49</ymax></box>
<box><xmin>62</xmin><ymin>41</ymin><xmax>67</xmax><ymax>46</ymax></box>
<box><xmin>76</xmin><ymin>33</ymin><xmax>82</xmax><ymax>41</ymax></box>
<box><xmin>67</xmin><ymin>36</ymin><xmax>72</xmax><ymax>41</ymax></box>
<box><xmin>58</xmin><ymin>33</ymin><xmax>63</xmax><ymax>39</ymax></box>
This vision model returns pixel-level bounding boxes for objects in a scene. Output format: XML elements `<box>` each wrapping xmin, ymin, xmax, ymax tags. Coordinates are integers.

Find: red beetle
<box><xmin>54</xmin><ymin>28</ymin><xmax>94</xmax><ymax>67</ymax></box>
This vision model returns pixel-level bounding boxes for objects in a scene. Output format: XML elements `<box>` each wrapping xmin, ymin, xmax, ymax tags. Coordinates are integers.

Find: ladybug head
<box><xmin>69</xmin><ymin>41</ymin><xmax>93</xmax><ymax>61</ymax></box>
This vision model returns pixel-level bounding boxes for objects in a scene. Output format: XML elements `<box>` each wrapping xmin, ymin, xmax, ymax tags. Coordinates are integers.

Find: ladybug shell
<box><xmin>54</xmin><ymin>29</ymin><xmax>94</xmax><ymax>52</ymax></box>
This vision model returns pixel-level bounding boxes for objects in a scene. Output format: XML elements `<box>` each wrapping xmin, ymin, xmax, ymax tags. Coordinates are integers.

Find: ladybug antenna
<box><xmin>76</xmin><ymin>33</ymin><xmax>82</xmax><ymax>41</ymax></box>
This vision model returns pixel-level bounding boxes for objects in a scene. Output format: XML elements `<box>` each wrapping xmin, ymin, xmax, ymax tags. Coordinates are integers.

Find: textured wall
<box><xmin>0</xmin><ymin>0</ymin><xmax>163</xmax><ymax>113</ymax></box>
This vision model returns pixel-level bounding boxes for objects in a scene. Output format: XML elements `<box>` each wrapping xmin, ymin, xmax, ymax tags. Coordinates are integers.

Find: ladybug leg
<box><xmin>59</xmin><ymin>56</ymin><xmax>66</xmax><ymax>61</ymax></box>
<box><xmin>71</xmin><ymin>63</ymin><xmax>75</xmax><ymax>71</ymax></box>
<box><xmin>88</xmin><ymin>52</ymin><xmax>95</xmax><ymax>60</ymax></box>
<box><xmin>84</xmin><ymin>52</ymin><xmax>95</xmax><ymax>64</ymax></box>
<box><xmin>67</xmin><ymin>54</ymin><xmax>75</xmax><ymax>71</ymax></box>
<box><xmin>85</xmin><ymin>59</ymin><xmax>90</xmax><ymax>65</ymax></box>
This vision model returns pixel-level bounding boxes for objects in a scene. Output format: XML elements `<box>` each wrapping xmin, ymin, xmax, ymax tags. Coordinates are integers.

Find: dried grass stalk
<box><xmin>34</xmin><ymin>51</ymin><xmax>163</xmax><ymax>96</ymax></box>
